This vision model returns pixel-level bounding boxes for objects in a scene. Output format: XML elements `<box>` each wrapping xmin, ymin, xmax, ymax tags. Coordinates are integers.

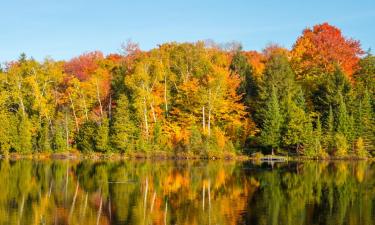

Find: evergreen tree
<box><xmin>324</xmin><ymin>106</ymin><xmax>335</xmax><ymax>154</ymax></box>
<box><xmin>75</xmin><ymin>121</ymin><xmax>97</xmax><ymax>153</ymax></box>
<box><xmin>355</xmin><ymin>53</ymin><xmax>375</xmax><ymax>98</ymax></box>
<box><xmin>334</xmin><ymin>133</ymin><xmax>348</xmax><ymax>157</ymax></box>
<box><xmin>95</xmin><ymin>116</ymin><xmax>110</xmax><ymax>152</ymax></box>
<box><xmin>17</xmin><ymin>114</ymin><xmax>33</xmax><ymax>153</ymax></box>
<box><xmin>337</xmin><ymin>93</ymin><xmax>350</xmax><ymax>138</ymax></box>
<box><xmin>52</xmin><ymin>123</ymin><xmax>68</xmax><ymax>152</ymax></box>
<box><xmin>314</xmin><ymin>115</ymin><xmax>327</xmax><ymax>157</ymax></box>
<box><xmin>260</xmin><ymin>86</ymin><xmax>283</xmax><ymax>152</ymax></box>
<box><xmin>229</xmin><ymin>50</ymin><xmax>257</xmax><ymax>103</ymax></box>
<box><xmin>283</xmin><ymin>101</ymin><xmax>310</xmax><ymax>154</ymax></box>
<box><xmin>37</xmin><ymin>120</ymin><xmax>51</xmax><ymax>152</ymax></box>
<box><xmin>110</xmin><ymin>94</ymin><xmax>137</xmax><ymax>152</ymax></box>
<box><xmin>313</xmin><ymin>67</ymin><xmax>352</xmax><ymax>120</ymax></box>
<box><xmin>0</xmin><ymin>111</ymin><xmax>11</xmax><ymax>155</ymax></box>
<box><xmin>356</xmin><ymin>89</ymin><xmax>375</xmax><ymax>154</ymax></box>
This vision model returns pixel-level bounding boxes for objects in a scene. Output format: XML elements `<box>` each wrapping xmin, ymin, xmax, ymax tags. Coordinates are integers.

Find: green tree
<box><xmin>110</xmin><ymin>94</ymin><xmax>137</xmax><ymax>152</ymax></box>
<box><xmin>229</xmin><ymin>50</ymin><xmax>257</xmax><ymax>103</ymax></box>
<box><xmin>95</xmin><ymin>116</ymin><xmax>110</xmax><ymax>152</ymax></box>
<box><xmin>75</xmin><ymin>121</ymin><xmax>97</xmax><ymax>153</ymax></box>
<box><xmin>283</xmin><ymin>101</ymin><xmax>310</xmax><ymax>154</ymax></box>
<box><xmin>52</xmin><ymin>123</ymin><xmax>68</xmax><ymax>152</ymax></box>
<box><xmin>260</xmin><ymin>86</ymin><xmax>283</xmax><ymax>152</ymax></box>
<box><xmin>356</xmin><ymin>89</ymin><xmax>374</xmax><ymax>154</ymax></box>
<box><xmin>17</xmin><ymin>114</ymin><xmax>33</xmax><ymax>153</ymax></box>
<box><xmin>37</xmin><ymin>120</ymin><xmax>51</xmax><ymax>152</ymax></box>
<box><xmin>337</xmin><ymin>93</ymin><xmax>350</xmax><ymax>138</ymax></box>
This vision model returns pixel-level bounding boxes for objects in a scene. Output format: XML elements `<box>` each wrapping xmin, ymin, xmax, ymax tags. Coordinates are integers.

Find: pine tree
<box><xmin>229</xmin><ymin>50</ymin><xmax>257</xmax><ymax>103</ymax></box>
<box><xmin>314</xmin><ymin>116</ymin><xmax>327</xmax><ymax>157</ymax></box>
<box><xmin>337</xmin><ymin>93</ymin><xmax>350</xmax><ymax>138</ymax></box>
<box><xmin>260</xmin><ymin>86</ymin><xmax>283</xmax><ymax>152</ymax></box>
<box><xmin>324</xmin><ymin>105</ymin><xmax>335</xmax><ymax>154</ymax></box>
<box><xmin>95</xmin><ymin>116</ymin><xmax>110</xmax><ymax>152</ymax></box>
<box><xmin>75</xmin><ymin>121</ymin><xmax>97</xmax><ymax>153</ymax></box>
<box><xmin>52</xmin><ymin>123</ymin><xmax>68</xmax><ymax>152</ymax></box>
<box><xmin>283</xmin><ymin>102</ymin><xmax>309</xmax><ymax>154</ymax></box>
<box><xmin>17</xmin><ymin>114</ymin><xmax>33</xmax><ymax>153</ymax></box>
<box><xmin>0</xmin><ymin>111</ymin><xmax>11</xmax><ymax>155</ymax></box>
<box><xmin>357</xmin><ymin>89</ymin><xmax>375</xmax><ymax>154</ymax></box>
<box><xmin>37</xmin><ymin>120</ymin><xmax>51</xmax><ymax>152</ymax></box>
<box><xmin>110</xmin><ymin>94</ymin><xmax>137</xmax><ymax>153</ymax></box>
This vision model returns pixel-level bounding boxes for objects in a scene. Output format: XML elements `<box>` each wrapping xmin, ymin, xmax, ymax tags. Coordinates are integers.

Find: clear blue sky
<box><xmin>1</xmin><ymin>0</ymin><xmax>374</xmax><ymax>62</ymax></box>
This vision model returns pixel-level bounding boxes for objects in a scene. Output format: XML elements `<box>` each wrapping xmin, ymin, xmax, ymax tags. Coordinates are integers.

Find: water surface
<box><xmin>0</xmin><ymin>159</ymin><xmax>374</xmax><ymax>225</ymax></box>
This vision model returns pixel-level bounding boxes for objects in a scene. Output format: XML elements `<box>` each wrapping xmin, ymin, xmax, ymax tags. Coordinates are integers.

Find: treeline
<box><xmin>0</xmin><ymin>23</ymin><xmax>374</xmax><ymax>157</ymax></box>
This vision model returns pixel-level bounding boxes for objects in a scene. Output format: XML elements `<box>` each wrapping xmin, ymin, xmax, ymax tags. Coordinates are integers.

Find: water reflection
<box><xmin>0</xmin><ymin>160</ymin><xmax>373</xmax><ymax>225</ymax></box>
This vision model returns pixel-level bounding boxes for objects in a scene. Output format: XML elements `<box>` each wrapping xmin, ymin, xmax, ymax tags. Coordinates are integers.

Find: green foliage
<box><xmin>355</xmin><ymin>137</ymin><xmax>367</xmax><ymax>158</ymax></box>
<box><xmin>260</xmin><ymin>86</ymin><xmax>283</xmax><ymax>150</ymax></box>
<box><xmin>110</xmin><ymin>94</ymin><xmax>137</xmax><ymax>153</ymax></box>
<box><xmin>229</xmin><ymin>50</ymin><xmax>257</xmax><ymax>102</ymax></box>
<box><xmin>283</xmin><ymin>102</ymin><xmax>310</xmax><ymax>152</ymax></box>
<box><xmin>36</xmin><ymin>120</ymin><xmax>52</xmax><ymax>152</ymax></box>
<box><xmin>0</xmin><ymin>37</ymin><xmax>372</xmax><ymax>158</ymax></box>
<box><xmin>188</xmin><ymin>126</ymin><xmax>204</xmax><ymax>155</ymax></box>
<box><xmin>75</xmin><ymin>121</ymin><xmax>97</xmax><ymax>153</ymax></box>
<box><xmin>334</xmin><ymin>133</ymin><xmax>349</xmax><ymax>157</ymax></box>
<box><xmin>17</xmin><ymin>114</ymin><xmax>33</xmax><ymax>153</ymax></box>
<box><xmin>95</xmin><ymin>116</ymin><xmax>110</xmax><ymax>152</ymax></box>
<box><xmin>52</xmin><ymin>123</ymin><xmax>68</xmax><ymax>152</ymax></box>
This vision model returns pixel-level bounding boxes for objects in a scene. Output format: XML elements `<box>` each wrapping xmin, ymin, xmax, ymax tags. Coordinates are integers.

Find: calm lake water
<box><xmin>0</xmin><ymin>159</ymin><xmax>373</xmax><ymax>225</ymax></box>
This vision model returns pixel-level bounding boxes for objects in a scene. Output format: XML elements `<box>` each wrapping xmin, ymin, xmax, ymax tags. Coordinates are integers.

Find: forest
<box><xmin>0</xmin><ymin>23</ymin><xmax>374</xmax><ymax>158</ymax></box>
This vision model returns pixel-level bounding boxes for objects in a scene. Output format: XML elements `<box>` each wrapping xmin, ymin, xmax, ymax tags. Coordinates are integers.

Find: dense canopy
<box><xmin>0</xmin><ymin>23</ymin><xmax>374</xmax><ymax>158</ymax></box>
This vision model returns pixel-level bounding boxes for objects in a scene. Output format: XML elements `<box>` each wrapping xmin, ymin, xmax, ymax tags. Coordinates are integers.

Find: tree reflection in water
<box><xmin>0</xmin><ymin>160</ymin><xmax>373</xmax><ymax>225</ymax></box>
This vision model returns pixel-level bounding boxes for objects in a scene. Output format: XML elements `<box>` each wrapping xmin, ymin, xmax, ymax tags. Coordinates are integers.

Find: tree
<box><xmin>324</xmin><ymin>106</ymin><xmax>335</xmax><ymax>153</ymax></box>
<box><xmin>260</xmin><ymin>86</ymin><xmax>283</xmax><ymax>151</ymax></box>
<box><xmin>110</xmin><ymin>94</ymin><xmax>137</xmax><ymax>152</ymax></box>
<box><xmin>337</xmin><ymin>93</ymin><xmax>350</xmax><ymax>138</ymax></box>
<box><xmin>291</xmin><ymin>22</ymin><xmax>363</xmax><ymax>80</ymax></box>
<box><xmin>52</xmin><ymin>122</ymin><xmax>68</xmax><ymax>152</ymax></box>
<box><xmin>229</xmin><ymin>50</ymin><xmax>257</xmax><ymax>103</ymax></box>
<box><xmin>17</xmin><ymin>114</ymin><xmax>33</xmax><ymax>153</ymax></box>
<box><xmin>354</xmin><ymin>52</ymin><xmax>375</xmax><ymax>97</ymax></box>
<box><xmin>75</xmin><ymin>121</ymin><xmax>97</xmax><ymax>153</ymax></box>
<box><xmin>312</xmin><ymin>66</ymin><xmax>353</xmax><ymax>121</ymax></box>
<box><xmin>356</xmin><ymin>89</ymin><xmax>375</xmax><ymax>153</ymax></box>
<box><xmin>37</xmin><ymin>120</ymin><xmax>51</xmax><ymax>152</ymax></box>
<box><xmin>283</xmin><ymin>101</ymin><xmax>310</xmax><ymax>154</ymax></box>
<box><xmin>95</xmin><ymin>116</ymin><xmax>110</xmax><ymax>152</ymax></box>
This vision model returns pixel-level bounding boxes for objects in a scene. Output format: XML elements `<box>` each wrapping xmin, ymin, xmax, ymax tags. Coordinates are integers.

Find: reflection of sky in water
<box><xmin>0</xmin><ymin>160</ymin><xmax>373</xmax><ymax>225</ymax></box>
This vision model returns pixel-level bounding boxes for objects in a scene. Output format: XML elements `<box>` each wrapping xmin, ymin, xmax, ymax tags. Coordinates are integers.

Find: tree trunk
<box><xmin>65</xmin><ymin>111</ymin><xmax>69</xmax><ymax>149</ymax></box>
<box><xmin>150</xmin><ymin>102</ymin><xmax>157</xmax><ymax>123</ymax></box>
<box><xmin>164</xmin><ymin>76</ymin><xmax>168</xmax><ymax>117</ymax></box>
<box><xmin>208</xmin><ymin>109</ymin><xmax>211</xmax><ymax>137</ymax></box>
<box><xmin>108</xmin><ymin>94</ymin><xmax>112</xmax><ymax>119</ymax></box>
<box><xmin>202</xmin><ymin>106</ymin><xmax>205</xmax><ymax>132</ymax></box>
<box><xmin>17</xmin><ymin>78</ymin><xmax>26</xmax><ymax>116</ymax></box>
<box><xmin>143</xmin><ymin>97</ymin><xmax>149</xmax><ymax>139</ymax></box>
<box><xmin>68</xmin><ymin>93</ymin><xmax>79</xmax><ymax>132</ymax></box>
<box><xmin>81</xmin><ymin>90</ymin><xmax>89</xmax><ymax>121</ymax></box>
<box><xmin>208</xmin><ymin>89</ymin><xmax>211</xmax><ymax>136</ymax></box>
<box><xmin>96</xmin><ymin>78</ymin><xmax>103</xmax><ymax>119</ymax></box>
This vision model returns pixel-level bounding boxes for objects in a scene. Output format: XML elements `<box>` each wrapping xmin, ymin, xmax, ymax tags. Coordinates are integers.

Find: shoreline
<box><xmin>1</xmin><ymin>152</ymin><xmax>373</xmax><ymax>161</ymax></box>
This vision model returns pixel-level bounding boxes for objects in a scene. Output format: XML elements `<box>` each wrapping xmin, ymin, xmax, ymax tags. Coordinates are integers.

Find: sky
<box><xmin>0</xmin><ymin>0</ymin><xmax>374</xmax><ymax>62</ymax></box>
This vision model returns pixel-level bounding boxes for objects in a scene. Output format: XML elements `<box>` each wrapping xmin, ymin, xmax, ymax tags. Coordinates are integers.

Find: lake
<box><xmin>0</xmin><ymin>159</ymin><xmax>373</xmax><ymax>225</ymax></box>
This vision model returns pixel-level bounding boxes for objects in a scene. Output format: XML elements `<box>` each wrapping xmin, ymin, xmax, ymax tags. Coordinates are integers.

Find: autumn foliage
<box><xmin>291</xmin><ymin>23</ymin><xmax>363</xmax><ymax>79</ymax></box>
<box><xmin>0</xmin><ymin>22</ymin><xmax>373</xmax><ymax>158</ymax></box>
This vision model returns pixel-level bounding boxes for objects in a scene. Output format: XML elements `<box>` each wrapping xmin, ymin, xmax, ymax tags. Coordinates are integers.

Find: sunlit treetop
<box><xmin>291</xmin><ymin>22</ymin><xmax>364</xmax><ymax>80</ymax></box>
<box><xmin>64</xmin><ymin>51</ymin><xmax>104</xmax><ymax>81</ymax></box>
